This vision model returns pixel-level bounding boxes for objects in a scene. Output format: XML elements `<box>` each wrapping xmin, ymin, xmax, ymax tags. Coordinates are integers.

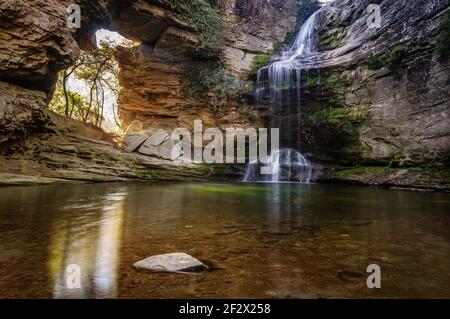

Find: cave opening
<box><xmin>48</xmin><ymin>29</ymin><xmax>137</xmax><ymax>133</ymax></box>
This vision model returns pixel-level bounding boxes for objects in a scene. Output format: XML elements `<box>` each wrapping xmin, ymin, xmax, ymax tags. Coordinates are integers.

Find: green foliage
<box><xmin>385</xmin><ymin>44</ymin><xmax>407</xmax><ymax>70</ymax></box>
<box><xmin>49</xmin><ymin>38</ymin><xmax>120</xmax><ymax>130</ymax></box>
<box><xmin>333</xmin><ymin>166</ymin><xmax>450</xmax><ymax>178</ymax></box>
<box><xmin>302</xmin><ymin>73</ymin><xmax>348</xmax><ymax>88</ymax></box>
<box><xmin>367</xmin><ymin>55</ymin><xmax>383</xmax><ymax>70</ymax></box>
<box><xmin>365</xmin><ymin>44</ymin><xmax>408</xmax><ymax>71</ymax></box>
<box><xmin>333</xmin><ymin>166</ymin><xmax>396</xmax><ymax>177</ymax></box>
<box><xmin>181</xmin><ymin>64</ymin><xmax>243</xmax><ymax>109</ymax></box>
<box><xmin>250</xmin><ymin>41</ymin><xmax>286</xmax><ymax>76</ymax></box>
<box><xmin>436</xmin><ymin>13</ymin><xmax>450</xmax><ymax>60</ymax></box>
<box><xmin>163</xmin><ymin>0</ymin><xmax>224</xmax><ymax>54</ymax></box>
<box><xmin>49</xmin><ymin>86</ymin><xmax>91</xmax><ymax>122</ymax></box>
<box><xmin>308</xmin><ymin>106</ymin><xmax>367</xmax><ymax>127</ymax></box>
<box><xmin>320</xmin><ymin>28</ymin><xmax>347</xmax><ymax>50</ymax></box>
<box><xmin>250</xmin><ymin>54</ymin><xmax>271</xmax><ymax>75</ymax></box>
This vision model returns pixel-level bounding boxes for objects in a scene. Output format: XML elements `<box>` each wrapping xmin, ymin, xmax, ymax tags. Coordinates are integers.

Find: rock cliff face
<box><xmin>220</xmin><ymin>0</ymin><xmax>298</xmax><ymax>78</ymax></box>
<box><xmin>115</xmin><ymin>0</ymin><xmax>298</xmax><ymax>130</ymax></box>
<box><xmin>315</xmin><ymin>0</ymin><xmax>450</xmax><ymax>167</ymax></box>
<box><xmin>0</xmin><ymin>0</ymin><xmax>80</xmax><ymax>92</ymax></box>
<box><xmin>0</xmin><ymin>0</ymin><xmax>113</xmax><ymax>92</ymax></box>
<box><xmin>0</xmin><ymin>0</ymin><xmax>298</xmax><ymax>183</ymax></box>
<box><xmin>0</xmin><ymin>0</ymin><xmax>448</xmax><ymax>187</ymax></box>
<box><xmin>258</xmin><ymin>0</ymin><xmax>450</xmax><ymax>169</ymax></box>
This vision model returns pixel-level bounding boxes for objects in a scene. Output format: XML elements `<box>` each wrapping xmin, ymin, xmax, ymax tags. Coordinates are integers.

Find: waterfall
<box><xmin>245</xmin><ymin>10</ymin><xmax>322</xmax><ymax>183</ymax></box>
<box><xmin>268</xmin><ymin>10</ymin><xmax>321</xmax><ymax>95</ymax></box>
<box><xmin>243</xmin><ymin>149</ymin><xmax>313</xmax><ymax>183</ymax></box>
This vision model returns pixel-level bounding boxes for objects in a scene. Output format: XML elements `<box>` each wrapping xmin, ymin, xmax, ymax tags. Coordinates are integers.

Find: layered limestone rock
<box><xmin>0</xmin><ymin>0</ymin><xmax>113</xmax><ymax>91</ymax></box>
<box><xmin>0</xmin><ymin>82</ymin><xmax>53</xmax><ymax>152</ymax></box>
<box><xmin>1</xmin><ymin>0</ymin><xmax>447</xmax><ymax>188</ymax></box>
<box><xmin>115</xmin><ymin>44</ymin><xmax>218</xmax><ymax>131</ymax></box>
<box><xmin>257</xmin><ymin>0</ymin><xmax>450</xmax><ymax>168</ymax></box>
<box><xmin>0</xmin><ymin>0</ymin><xmax>236</xmax><ymax>183</ymax></box>
<box><xmin>0</xmin><ymin>0</ymin><xmax>80</xmax><ymax>91</ymax></box>
<box><xmin>312</xmin><ymin>0</ymin><xmax>450</xmax><ymax>166</ymax></box>
<box><xmin>1</xmin><ymin>0</ymin><xmax>294</xmax><ymax>183</ymax></box>
<box><xmin>0</xmin><ymin>82</ymin><xmax>212</xmax><ymax>184</ymax></box>
<box><xmin>115</xmin><ymin>0</ymin><xmax>299</xmax><ymax>131</ymax></box>
<box><xmin>219</xmin><ymin>0</ymin><xmax>299</xmax><ymax>78</ymax></box>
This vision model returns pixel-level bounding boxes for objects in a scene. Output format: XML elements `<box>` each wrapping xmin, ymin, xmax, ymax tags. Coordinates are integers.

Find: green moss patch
<box><xmin>162</xmin><ymin>0</ymin><xmax>224</xmax><ymax>54</ymax></box>
<box><xmin>385</xmin><ymin>44</ymin><xmax>408</xmax><ymax>70</ymax></box>
<box><xmin>436</xmin><ymin>13</ymin><xmax>450</xmax><ymax>60</ymax></box>
<box><xmin>250</xmin><ymin>54</ymin><xmax>271</xmax><ymax>75</ymax></box>
<box><xmin>333</xmin><ymin>166</ymin><xmax>396</xmax><ymax>177</ymax></box>
<box><xmin>367</xmin><ymin>55</ymin><xmax>383</xmax><ymax>70</ymax></box>
<box><xmin>308</xmin><ymin>106</ymin><xmax>368</xmax><ymax>127</ymax></box>
<box><xmin>320</xmin><ymin>28</ymin><xmax>347</xmax><ymax>50</ymax></box>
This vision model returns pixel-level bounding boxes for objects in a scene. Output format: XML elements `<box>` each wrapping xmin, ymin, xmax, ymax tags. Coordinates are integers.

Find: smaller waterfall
<box><xmin>268</xmin><ymin>10</ymin><xmax>321</xmax><ymax>93</ymax></box>
<box><xmin>243</xmin><ymin>149</ymin><xmax>313</xmax><ymax>183</ymax></box>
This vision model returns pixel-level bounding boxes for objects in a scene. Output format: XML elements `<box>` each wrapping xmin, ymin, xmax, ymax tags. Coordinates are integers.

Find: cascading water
<box><xmin>244</xmin><ymin>10</ymin><xmax>322</xmax><ymax>183</ymax></box>
<box><xmin>243</xmin><ymin>148</ymin><xmax>313</xmax><ymax>183</ymax></box>
<box><xmin>267</xmin><ymin>10</ymin><xmax>321</xmax><ymax>99</ymax></box>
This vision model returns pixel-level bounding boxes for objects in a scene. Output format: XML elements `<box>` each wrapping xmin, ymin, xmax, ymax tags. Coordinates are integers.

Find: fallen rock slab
<box><xmin>123</xmin><ymin>133</ymin><xmax>148</xmax><ymax>152</ymax></box>
<box><xmin>159</xmin><ymin>139</ymin><xmax>183</xmax><ymax>160</ymax></box>
<box><xmin>145</xmin><ymin>129</ymin><xmax>170</xmax><ymax>147</ymax></box>
<box><xmin>133</xmin><ymin>253</ymin><xmax>208</xmax><ymax>273</ymax></box>
<box><xmin>138</xmin><ymin>142</ymin><xmax>160</xmax><ymax>157</ymax></box>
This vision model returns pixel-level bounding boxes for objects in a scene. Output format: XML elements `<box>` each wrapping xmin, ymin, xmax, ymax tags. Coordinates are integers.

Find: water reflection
<box><xmin>0</xmin><ymin>183</ymin><xmax>449</xmax><ymax>298</ymax></box>
<box><xmin>49</xmin><ymin>190</ymin><xmax>126</xmax><ymax>298</ymax></box>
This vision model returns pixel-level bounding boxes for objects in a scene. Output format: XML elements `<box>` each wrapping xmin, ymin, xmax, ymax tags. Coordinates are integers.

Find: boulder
<box><xmin>123</xmin><ymin>133</ymin><xmax>148</xmax><ymax>153</ymax></box>
<box><xmin>137</xmin><ymin>142</ymin><xmax>160</xmax><ymax>157</ymax></box>
<box><xmin>138</xmin><ymin>129</ymin><xmax>169</xmax><ymax>156</ymax></box>
<box><xmin>145</xmin><ymin>129</ymin><xmax>170</xmax><ymax>147</ymax></box>
<box><xmin>133</xmin><ymin>253</ymin><xmax>208</xmax><ymax>273</ymax></box>
<box><xmin>159</xmin><ymin>139</ymin><xmax>183</xmax><ymax>161</ymax></box>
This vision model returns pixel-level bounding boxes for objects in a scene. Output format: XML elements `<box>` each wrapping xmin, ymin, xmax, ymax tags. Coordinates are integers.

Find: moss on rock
<box><xmin>320</xmin><ymin>27</ymin><xmax>347</xmax><ymax>50</ymax></box>
<box><xmin>161</xmin><ymin>0</ymin><xmax>224</xmax><ymax>54</ymax></box>
<box><xmin>250</xmin><ymin>54</ymin><xmax>271</xmax><ymax>75</ymax></box>
<box><xmin>367</xmin><ymin>55</ymin><xmax>384</xmax><ymax>70</ymax></box>
<box><xmin>436</xmin><ymin>13</ymin><xmax>450</xmax><ymax>60</ymax></box>
<box><xmin>385</xmin><ymin>44</ymin><xmax>408</xmax><ymax>70</ymax></box>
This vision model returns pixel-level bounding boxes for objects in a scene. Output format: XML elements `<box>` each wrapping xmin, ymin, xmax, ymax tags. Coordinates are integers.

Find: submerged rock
<box><xmin>133</xmin><ymin>253</ymin><xmax>208</xmax><ymax>273</ymax></box>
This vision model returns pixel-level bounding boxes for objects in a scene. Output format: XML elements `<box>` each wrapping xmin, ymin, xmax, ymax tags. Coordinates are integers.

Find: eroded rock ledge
<box><xmin>0</xmin><ymin>0</ymin><xmax>448</xmax><ymax>189</ymax></box>
<box><xmin>0</xmin><ymin>82</ymin><xmax>214</xmax><ymax>185</ymax></box>
<box><xmin>254</xmin><ymin>0</ymin><xmax>450</xmax><ymax>190</ymax></box>
<box><xmin>0</xmin><ymin>0</ymin><xmax>297</xmax><ymax>184</ymax></box>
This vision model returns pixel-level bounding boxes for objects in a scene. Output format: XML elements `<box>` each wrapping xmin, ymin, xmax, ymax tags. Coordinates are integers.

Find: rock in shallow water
<box><xmin>133</xmin><ymin>253</ymin><xmax>208</xmax><ymax>273</ymax></box>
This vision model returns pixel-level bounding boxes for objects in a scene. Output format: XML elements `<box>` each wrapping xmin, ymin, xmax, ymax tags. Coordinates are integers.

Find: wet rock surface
<box><xmin>318</xmin><ymin>166</ymin><xmax>450</xmax><ymax>192</ymax></box>
<box><xmin>133</xmin><ymin>253</ymin><xmax>209</xmax><ymax>273</ymax></box>
<box><xmin>256</xmin><ymin>0</ymin><xmax>450</xmax><ymax>171</ymax></box>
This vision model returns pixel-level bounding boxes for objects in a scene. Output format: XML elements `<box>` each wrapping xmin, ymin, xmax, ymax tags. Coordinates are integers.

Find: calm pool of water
<box><xmin>0</xmin><ymin>182</ymin><xmax>449</xmax><ymax>298</ymax></box>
